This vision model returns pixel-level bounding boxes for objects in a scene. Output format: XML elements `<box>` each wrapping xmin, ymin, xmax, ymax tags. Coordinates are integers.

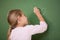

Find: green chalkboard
<box><xmin>0</xmin><ymin>0</ymin><xmax>60</xmax><ymax>40</ymax></box>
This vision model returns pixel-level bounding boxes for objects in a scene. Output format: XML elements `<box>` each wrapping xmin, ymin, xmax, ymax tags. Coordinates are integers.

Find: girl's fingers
<box><xmin>33</xmin><ymin>7</ymin><xmax>40</xmax><ymax>14</ymax></box>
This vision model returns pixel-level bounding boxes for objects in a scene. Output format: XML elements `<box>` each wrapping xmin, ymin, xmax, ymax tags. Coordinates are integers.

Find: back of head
<box><xmin>8</xmin><ymin>9</ymin><xmax>22</xmax><ymax>27</ymax></box>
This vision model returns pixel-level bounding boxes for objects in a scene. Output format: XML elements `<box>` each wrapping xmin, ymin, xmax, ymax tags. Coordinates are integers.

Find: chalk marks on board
<box><xmin>38</xmin><ymin>8</ymin><xmax>47</xmax><ymax>16</ymax></box>
<box><xmin>41</xmin><ymin>8</ymin><xmax>47</xmax><ymax>16</ymax></box>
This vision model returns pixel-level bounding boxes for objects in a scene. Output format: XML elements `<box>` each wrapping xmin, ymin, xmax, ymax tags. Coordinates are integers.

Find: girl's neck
<box><xmin>16</xmin><ymin>23</ymin><xmax>26</xmax><ymax>27</ymax></box>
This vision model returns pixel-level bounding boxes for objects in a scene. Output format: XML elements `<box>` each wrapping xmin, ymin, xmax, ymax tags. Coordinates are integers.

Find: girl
<box><xmin>7</xmin><ymin>7</ymin><xmax>48</xmax><ymax>40</ymax></box>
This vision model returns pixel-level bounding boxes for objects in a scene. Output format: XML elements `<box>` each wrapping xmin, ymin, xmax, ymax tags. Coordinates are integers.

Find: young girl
<box><xmin>7</xmin><ymin>7</ymin><xmax>48</xmax><ymax>40</ymax></box>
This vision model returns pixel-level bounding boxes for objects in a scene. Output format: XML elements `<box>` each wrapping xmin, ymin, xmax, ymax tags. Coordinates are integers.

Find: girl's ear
<box><xmin>17</xmin><ymin>16</ymin><xmax>21</xmax><ymax>23</ymax></box>
<box><xmin>17</xmin><ymin>16</ymin><xmax>21</xmax><ymax>20</ymax></box>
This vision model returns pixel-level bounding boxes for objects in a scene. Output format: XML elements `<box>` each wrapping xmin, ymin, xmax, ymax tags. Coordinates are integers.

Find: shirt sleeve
<box><xmin>28</xmin><ymin>21</ymin><xmax>48</xmax><ymax>35</ymax></box>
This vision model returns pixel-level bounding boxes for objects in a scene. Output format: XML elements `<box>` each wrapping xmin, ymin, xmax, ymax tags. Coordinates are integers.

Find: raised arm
<box><xmin>28</xmin><ymin>7</ymin><xmax>48</xmax><ymax>35</ymax></box>
<box><xmin>33</xmin><ymin>7</ymin><xmax>45</xmax><ymax>21</ymax></box>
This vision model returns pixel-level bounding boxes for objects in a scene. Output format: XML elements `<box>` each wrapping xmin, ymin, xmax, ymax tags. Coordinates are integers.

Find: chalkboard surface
<box><xmin>0</xmin><ymin>0</ymin><xmax>60</xmax><ymax>40</ymax></box>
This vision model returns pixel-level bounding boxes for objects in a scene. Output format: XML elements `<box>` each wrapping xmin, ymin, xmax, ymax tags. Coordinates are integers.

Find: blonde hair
<box><xmin>7</xmin><ymin>9</ymin><xmax>22</xmax><ymax>40</ymax></box>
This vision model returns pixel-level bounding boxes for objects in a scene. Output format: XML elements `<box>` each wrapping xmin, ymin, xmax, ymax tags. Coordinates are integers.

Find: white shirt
<box><xmin>10</xmin><ymin>21</ymin><xmax>48</xmax><ymax>40</ymax></box>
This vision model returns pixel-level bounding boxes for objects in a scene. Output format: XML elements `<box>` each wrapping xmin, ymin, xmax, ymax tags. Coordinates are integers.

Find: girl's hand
<box><xmin>33</xmin><ymin>7</ymin><xmax>41</xmax><ymax>15</ymax></box>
